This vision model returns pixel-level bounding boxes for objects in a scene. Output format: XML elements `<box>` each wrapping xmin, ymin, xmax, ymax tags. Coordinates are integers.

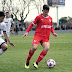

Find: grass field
<box><xmin>0</xmin><ymin>33</ymin><xmax>72</xmax><ymax>72</ymax></box>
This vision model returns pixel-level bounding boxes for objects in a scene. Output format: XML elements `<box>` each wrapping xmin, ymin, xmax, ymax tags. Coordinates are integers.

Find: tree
<box><xmin>68</xmin><ymin>16</ymin><xmax>72</xmax><ymax>22</ymax></box>
<box><xmin>33</xmin><ymin>0</ymin><xmax>47</xmax><ymax>14</ymax></box>
<box><xmin>1</xmin><ymin>0</ymin><xmax>6</xmax><ymax>12</ymax></box>
<box><xmin>59</xmin><ymin>17</ymin><xmax>68</xmax><ymax>25</ymax></box>
<box><xmin>6</xmin><ymin>0</ymin><xmax>19</xmax><ymax>19</ymax></box>
<box><xmin>19</xmin><ymin>0</ymin><xmax>31</xmax><ymax>21</ymax></box>
<box><xmin>0</xmin><ymin>0</ymin><xmax>19</xmax><ymax>19</ymax></box>
<box><xmin>18</xmin><ymin>0</ymin><xmax>35</xmax><ymax>27</ymax></box>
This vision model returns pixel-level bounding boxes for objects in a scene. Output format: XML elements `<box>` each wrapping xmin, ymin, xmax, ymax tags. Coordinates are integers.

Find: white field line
<box><xmin>11</xmin><ymin>40</ymin><xmax>72</xmax><ymax>43</ymax></box>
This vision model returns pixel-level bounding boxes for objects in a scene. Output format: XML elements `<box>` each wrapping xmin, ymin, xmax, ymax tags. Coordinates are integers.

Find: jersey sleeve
<box><xmin>26</xmin><ymin>16</ymin><xmax>39</xmax><ymax>33</ymax></box>
<box><xmin>3</xmin><ymin>23</ymin><xmax>6</xmax><ymax>32</ymax></box>
<box><xmin>26</xmin><ymin>23</ymin><xmax>33</xmax><ymax>33</ymax></box>
<box><xmin>32</xmin><ymin>16</ymin><xmax>39</xmax><ymax>25</ymax></box>
<box><xmin>51</xmin><ymin>19</ymin><xmax>54</xmax><ymax>34</ymax></box>
<box><xmin>11</xmin><ymin>18</ymin><xmax>14</xmax><ymax>25</ymax></box>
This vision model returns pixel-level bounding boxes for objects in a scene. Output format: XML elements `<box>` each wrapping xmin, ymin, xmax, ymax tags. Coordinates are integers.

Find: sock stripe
<box><xmin>36</xmin><ymin>50</ymin><xmax>47</xmax><ymax>63</ymax></box>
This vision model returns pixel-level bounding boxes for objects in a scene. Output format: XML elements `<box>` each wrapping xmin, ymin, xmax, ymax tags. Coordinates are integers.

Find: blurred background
<box><xmin>0</xmin><ymin>0</ymin><xmax>72</xmax><ymax>34</ymax></box>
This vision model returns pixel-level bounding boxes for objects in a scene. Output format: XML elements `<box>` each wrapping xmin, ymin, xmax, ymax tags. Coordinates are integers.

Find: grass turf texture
<box><xmin>0</xmin><ymin>33</ymin><xmax>72</xmax><ymax>72</ymax></box>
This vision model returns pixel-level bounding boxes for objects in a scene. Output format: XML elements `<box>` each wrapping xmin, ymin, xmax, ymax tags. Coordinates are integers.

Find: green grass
<box><xmin>0</xmin><ymin>33</ymin><xmax>72</xmax><ymax>72</ymax></box>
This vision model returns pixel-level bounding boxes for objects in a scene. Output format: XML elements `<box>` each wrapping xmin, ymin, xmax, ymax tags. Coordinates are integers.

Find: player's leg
<box><xmin>0</xmin><ymin>43</ymin><xmax>8</xmax><ymax>55</ymax></box>
<box><xmin>25</xmin><ymin>35</ymin><xmax>40</xmax><ymax>69</ymax></box>
<box><xmin>36</xmin><ymin>42</ymin><xmax>50</xmax><ymax>63</ymax></box>
<box><xmin>5</xmin><ymin>32</ymin><xmax>10</xmax><ymax>43</ymax></box>
<box><xmin>26</xmin><ymin>44</ymin><xmax>38</xmax><ymax>63</ymax></box>
<box><xmin>0</xmin><ymin>38</ymin><xmax>8</xmax><ymax>55</ymax></box>
<box><xmin>25</xmin><ymin>44</ymin><xmax>38</xmax><ymax>69</ymax></box>
<box><xmin>33</xmin><ymin>42</ymin><xmax>50</xmax><ymax>68</ymax></box>
<box><xmin>25</xmin><ymin>35</ymin><xmax>41</xmax><ymax>69</ymax></box>
<box><xmin>42</xmin><ymin>42</ymin><xmax>50</xmax><ymax>52</ymax></box>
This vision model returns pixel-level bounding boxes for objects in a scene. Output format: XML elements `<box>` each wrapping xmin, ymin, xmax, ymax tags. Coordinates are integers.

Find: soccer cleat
<box><xmin>25</xmin><ymin>63</ymin><xmax>29</xmax><ymax>69</ymax></box>
<box><xmin>33</xmin><ymin>62</ymin><xmax>38</xmax><ymax>69</ymax></box>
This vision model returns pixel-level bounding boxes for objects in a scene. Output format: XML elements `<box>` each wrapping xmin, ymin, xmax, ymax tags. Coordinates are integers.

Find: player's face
<box><xmin>0</xmin><ymin>16</ymin><xmax>5</xmax><ymax>22</ymax></box>
<box><xmin>6</xmin><ymin>13</ymin><xmax>10</xmax><ymax>18</ymax></box>
<box><xmin>42</xmin><ymin>10</ymin><xmax>49</xmax><ymax>17</ymax></box>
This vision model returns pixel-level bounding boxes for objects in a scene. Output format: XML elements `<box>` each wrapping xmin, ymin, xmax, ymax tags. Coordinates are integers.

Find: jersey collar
<box><xmin>42</xmin><ymin>14</ymin><xmax>49</xmax><ymax>18</ymax></box>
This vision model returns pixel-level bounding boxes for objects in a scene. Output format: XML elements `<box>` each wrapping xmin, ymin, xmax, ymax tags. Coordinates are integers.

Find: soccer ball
<box><xmin>47</xmin><ymin>59</ymin><xmax>56</xmax><ymax>68</ymax></box>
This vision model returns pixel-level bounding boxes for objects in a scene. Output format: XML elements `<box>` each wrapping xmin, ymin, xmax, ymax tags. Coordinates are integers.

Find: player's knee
<box><xmin>44</xmin><ymin>47</ymin><xmax>49</xmax><ymax>52</ymax></box>
<box><xmin>32</xmin><ymin>47</ymin><xmax>37</xmax><ymax>51</ymax></box>
<box><xmin>34</xmin><ymin>47</ymin><xmax>37</xmax><ymax>50</ymax></box>
<box><xmin>1</xmin><ymin>43</ymin><xmax>8</xmax><ymax>51</ymax></box>
<box><xmin>32</xmin><ymin>44</ymin><xmax>38</xmax><ymax>52</ymax></box>
<box><xmin>3</xmin><ymin>48</ymin><xmax>8</xmax><ymax>51</ymax></box>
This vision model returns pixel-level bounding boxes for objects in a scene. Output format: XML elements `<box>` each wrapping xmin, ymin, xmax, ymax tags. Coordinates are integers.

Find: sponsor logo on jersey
<box><xmin>5</xmin><ymin>22</ymin><xmax>8</xmax><ymax>23</ymax></box>
<box><xmin>41</xmin><ymin>25</ymin><xmax>52</xmax><ymax>28</ymax></box>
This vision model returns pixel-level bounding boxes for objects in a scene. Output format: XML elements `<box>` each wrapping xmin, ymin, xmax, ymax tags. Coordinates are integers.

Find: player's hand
<box><xmin>53</xmin><ymin>33</ymin><xmax>58</xmax><ymax>38</ymax></box>
<box><xmin>11</xmin><ymin>30</ymin><xmax>14</xmax><ymax>34</ymax></box>
<box><xmin>22</xmin><ymin>32</ymin><xmax>28</xmax><ymax>38</ymax></box>
<box><xmin>9</xmin><ymin>42</ymin><xmax>15</xmax><ymax>47</ymax></box>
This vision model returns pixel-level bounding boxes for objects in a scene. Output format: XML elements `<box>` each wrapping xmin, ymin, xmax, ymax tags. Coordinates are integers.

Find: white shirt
<box><xmin>0</xmin><ymin>22</ymin><xmax>6</xmax><ymax>37</ymax></box>
<box><xmin>4</xmin><ymin>18</ymin><xmax>14</xmax><ymax>32</ymax></box>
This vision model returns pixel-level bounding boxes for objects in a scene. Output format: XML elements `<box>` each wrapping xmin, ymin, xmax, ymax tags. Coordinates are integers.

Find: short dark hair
<box><xmin>43</xmin><ymin>5</ymin><xmax>49</xmax><ymax>11</ymax></box>
<box><xmin>0</xmin><ymin>11</ymin><xmax>5</xmax><ymax>17</ymax></box>
<box><xmin>6</xmin><ymin>12</ymin><xmax>9</xmax><ymax>13</ymax></box>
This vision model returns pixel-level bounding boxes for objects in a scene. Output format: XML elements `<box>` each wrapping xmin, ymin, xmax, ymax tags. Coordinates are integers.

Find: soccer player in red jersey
<box><xmin>22</xmin><ymin>5</ymin><xmax>58</xmax><ymax>69</ymax></box>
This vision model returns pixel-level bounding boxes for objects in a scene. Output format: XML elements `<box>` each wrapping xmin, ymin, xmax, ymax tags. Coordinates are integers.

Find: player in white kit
<box><xmin>0</xmin><ymin>11</ymin><xmax>15</xmax><ymax>55</ymax></box>
<box><xmin>4</xmin><ymin>12</ymin><xmax>14</xmax><ymax>42</ymax></box>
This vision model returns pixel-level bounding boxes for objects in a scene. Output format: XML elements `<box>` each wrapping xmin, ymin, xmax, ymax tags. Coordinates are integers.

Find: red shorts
<box><xmin>32</xmin><ymin>35</ymin><xmax>49</xmax><ymax>45</ymax></box>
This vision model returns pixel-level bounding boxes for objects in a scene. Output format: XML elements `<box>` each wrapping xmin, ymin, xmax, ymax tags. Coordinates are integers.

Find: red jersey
<box><xmin>26</xmin><ymin>14</ymin><xmax>54</xmax><ymax>40</ymax></box>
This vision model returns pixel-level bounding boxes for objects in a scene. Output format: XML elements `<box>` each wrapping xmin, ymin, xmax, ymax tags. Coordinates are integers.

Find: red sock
<box><xmin>26</xmin><ymin>49</ymin><xmax>34</xmax><ymax>63</ymax></box>
<box><xmin>36</xmin><ymin>50</ymin><xmax>47</xmax><ymax>63</ymax></box>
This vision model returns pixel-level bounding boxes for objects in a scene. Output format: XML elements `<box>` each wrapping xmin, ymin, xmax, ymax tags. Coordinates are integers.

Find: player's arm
<box><xmin>51</xmin><ymin>19</ymin><xmax>58</xmax><ymax>38</ymax></box>
<box><xmin>11</xmin><ymin>24</ymin><xmax>14</xmax><ymax>34</ymax></box>
<box><xmin>51</xmin><ymin>27</ymin><xmax>58</xmax><ymax>38</ymax></box>
<box><xmin>3</xmin><ymin>23</ymin><xmax>15</xmax><ymax>46</ymax></box>
<box><xmin>22</xmin><ymin>16</ymin><xmax>39</xmax><ymax>38</ymax></box>
<box><xmin>22</xmin><ymin>23</ymin><xmax>33</xmax><ymax>38</ymax></box>
<box><xmin>3</xmin><ymin>31</ymin><xmax>15</xmax><ymax>47</ymax></box>
<box><xmin>11</xmin><ymin>18</ymin><xmax>14</xmax><ymax>34</ymax></box>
